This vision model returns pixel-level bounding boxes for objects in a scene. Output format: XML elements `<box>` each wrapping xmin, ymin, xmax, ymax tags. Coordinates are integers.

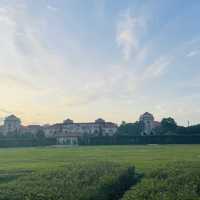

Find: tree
<box><xmin>176</xmin><ymin>124</ymin><xmax>200</xmax><ymax>135</ymax></box>
<box><xmin>175</xmin><ymin>126</ymin><xmax>187</xmax><ymax>135</ymax></box>
<box><xmin>186</xmin><ymin>124</ymin><xmax>200</xmax><ymax>135</ymax></box>
<box><xmin>161</xmin><ymin>117</ymin><xmax>177</xmax><ymax>134</ymax></box>
<box><xmin>117</xmin><ymin>121</ymin><xmax>140</xmax><ymax>136</ymax></box>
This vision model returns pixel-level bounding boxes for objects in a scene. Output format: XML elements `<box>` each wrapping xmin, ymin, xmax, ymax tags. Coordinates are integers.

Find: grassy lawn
<box><xmin>0</xmin><ymin>144</ymin><xmax>199</xmax><ymax>173</ymax></box>
<box><xmin>0</xmin><ymin>145</ymin><xmax>200</xmax><ymax>199</ymax></box>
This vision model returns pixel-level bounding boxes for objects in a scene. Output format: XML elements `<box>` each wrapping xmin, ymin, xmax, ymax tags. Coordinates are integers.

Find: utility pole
<box><xmin>187</xmin><ymin>120</ymin><xmax>190</xmax><ymax>127</ymax></box>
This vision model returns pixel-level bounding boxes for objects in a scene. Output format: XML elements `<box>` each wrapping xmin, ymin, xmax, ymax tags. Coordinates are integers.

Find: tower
<box><xmin>139</xmin><ymin>112</ymin><xmax>154</xmax><ymax>136</ymax></box>
<box><xmin>3</xmin><ymin>115</ymin><xmax>21</xmax><ymax>135</ymax></box>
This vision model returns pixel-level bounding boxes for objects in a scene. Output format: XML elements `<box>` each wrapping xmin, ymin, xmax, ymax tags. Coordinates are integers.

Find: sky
<box><xmin>0</xmin><ymin>0</ymin><xmax>200</xmax><ymax>126</ymax></box>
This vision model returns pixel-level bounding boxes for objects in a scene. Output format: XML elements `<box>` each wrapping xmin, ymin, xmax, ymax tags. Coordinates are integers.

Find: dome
<box><xmin>63</xmin><ymin>118</ymin><xmax>74</xmax><ymax>124</ymax></box>
<box><xmin>139</xmin><ymin>112</ymin><xmax>154</xmax><ymax>121</ymax></box>
<box><xmin>95</xmin><ymin>118</ymin><xmax>105</xmax><ymax>124</ymax></box>
<box><xmin>5</xmin><ymin>115</ymin><xmax>21</xmax><ymax>122</ymax></box>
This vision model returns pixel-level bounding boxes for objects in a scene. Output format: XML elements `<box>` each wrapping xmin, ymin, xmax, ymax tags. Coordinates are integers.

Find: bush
<box><xmin>0</xmin><ymin>162</ymin><xmax>136</xmax><ymax>200</ymax></box>
<box><xmin>122</xmin><ymin>162</ymin><xmax>200</xmax><ymax>200</ymax></box>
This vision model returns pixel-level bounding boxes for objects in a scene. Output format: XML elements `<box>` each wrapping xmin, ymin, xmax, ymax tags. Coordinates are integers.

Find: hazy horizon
<box><xmin>0</xmin><ymin>0</ymin><xmax>200</xmax><ymax>126</ymax></box>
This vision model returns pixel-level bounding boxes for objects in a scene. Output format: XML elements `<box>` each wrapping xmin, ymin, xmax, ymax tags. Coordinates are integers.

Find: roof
<box><xmin>63</xmin><ymin>118</ymin><xmax>74</xmax><ymax>124</ymax></box>
<box><xmin>139</xmin><ymin>112</ymin><xmax>154</xmax><ymax>121</ymax></box>
<box><xmin>95</xmin><ymin>118</ymin><xmax>105</xmax><ymax>123</ymax></box>
<box><xmin>26</xmin><ymin>125</ymin><xmax>41</xmax><ymax>129</ymax></box>
<box><xmin>50</xmin><ymin>121</ymin><xmax>117</xmax><ymax>127</ymax></box>
<box><xmin>5</xmin><ymin>115</ymin><xmax>21</xmax><ymax>122</ymax></box>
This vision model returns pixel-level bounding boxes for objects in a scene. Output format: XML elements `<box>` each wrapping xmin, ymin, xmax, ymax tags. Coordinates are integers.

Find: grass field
<box><xmin>0</xmin><ymin>144</ymin><xmax>200</xmax><ymax>173</ymax></box>
<box><xmin>0</xmin><ymin>145</ymin><xmax>200</xmax><ymax>200</ymax></box>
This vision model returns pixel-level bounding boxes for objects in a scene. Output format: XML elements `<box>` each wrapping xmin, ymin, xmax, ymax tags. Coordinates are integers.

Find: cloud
<box><xmin>187</xmin><ymin>50</ymin><xmax>200</xmax><ymax>57</ymax></box>
<box><xmin>0</xmin><ymin>1</ymin><xmax>199</xmax><ymax>125</ymax></box>
<box><xmin>0</xmin><ymin>2</ymin><xmax>70</xmax><ymax>122</ymax></box>
<box><xmin>47</xmin><ymin>5</ymin><xmax>58</xmax><ymax>12</ymax></box>
<box><xmin>141</xmin><ymin>57</ymin><xmax>171</xmax><ymax>79</ymax></box>
<box><xmin>116</xmin><ymin>9</ymin><xmax>145</xmax><ymax>61</ymax></box>
<box><xmin>0</xmin><ymin>2</ymin><xmax>142</xmax><ymax>122</ymax></box>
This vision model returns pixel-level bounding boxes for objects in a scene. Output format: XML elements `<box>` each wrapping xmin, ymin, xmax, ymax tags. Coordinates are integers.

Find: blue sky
<box><xmin>0</xmin><ymin>0</ymin><xmax>200</xmax><ymax>125</ymax></box>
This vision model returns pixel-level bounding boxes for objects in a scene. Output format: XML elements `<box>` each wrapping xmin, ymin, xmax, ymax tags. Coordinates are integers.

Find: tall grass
<box><xmin>0</xmin><ymin>162</ymin><xmax>136</xmax><ymax>200</ymax></box>
<box><xmin>122</xmin><ymin>162</ymin><xmax>200</xmax><ymax>200</ymax></box>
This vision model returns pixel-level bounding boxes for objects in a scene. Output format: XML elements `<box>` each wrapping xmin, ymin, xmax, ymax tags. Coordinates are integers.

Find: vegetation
<box><xmin>0</xmin><ymin>145</ymin><xmax>199</xmax><ymax>199</ymax></box>
<box><xmin>154</xmin><ymin>117</ymin><xmax>178</xmax><ymax>135</ymax></box>
<box><xmin>161</xmin><ymin>117</ymin><xmax>177</xmax><ymax>130</ymax></box>
<box><xmin>176</xmin><ymin>124</ymin><xmax>200</xmax><ymax>135</ymax></box>
<box><xmin>0</xmin><ymin>162</ymin><xmax>136</xmax><ymax>200</ymax></box>
<box><xmin>117</xmin><ymin>122</ymin><xmax>140</xmax><ymax>136</ymax></box>
<box><xmin>0</xmin><ymin>145</ymin><xmax>199</xmax><ymax>172</ymax></box>
<box><xmin>122</xmin><ymin>161</ymin><xmax>200</xmax><ymax>200</ymax></box>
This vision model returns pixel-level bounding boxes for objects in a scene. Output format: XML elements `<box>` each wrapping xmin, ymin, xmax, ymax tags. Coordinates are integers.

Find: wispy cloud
<box><xmin>187</xmin><ymin>50</ymin><xmax>200</xmax><ymax>57</ymax></box>
<box><xmin>47</xmin><ymin>5</ymin><xmax>58</xmax><ymax>12</ymax></box>
<box><xmin>116</xmin><ymin>9</ymin><xmax>145</xmax><ymax>61</ymax></box>
<box><xmin>142</xmin><ymin>57</ymin><xmax>172</xmax><ymax>79</ymax></box>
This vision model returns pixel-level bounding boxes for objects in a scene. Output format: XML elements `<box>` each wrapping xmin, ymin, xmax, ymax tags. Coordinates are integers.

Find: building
<box><xmin>0</xmin><ymin>112</ymin><xmax>163</xmax><ymax>143</ymax></box>
<box><xmin>1</xmin><ymin>115</ymin><xmax>44</xmax><ymax>137</ymax></box>
<box><xmin>139</xmin><ymin>112</ymin><xmax>160</xmax><ymax>136</ymax></box>
<box><xmin>22</xmin><ymin>125</ymin><xmax>43</xmax><ymax>137</ymax></box>
<box><xmin>3</xmin><ymin>115</ymin><xmax>21</xmax><ymax>135</ymax></box>
<box><xmin>56</xmin><ymin>133</ymin><xmax>79</xmax><ymax>145</ymax></box>
<box><xmin>43</xmin><ymin>118</ymin><xmax>118</xmax><ymax>144</ymax></box>
<box><xmin>44</xmin><ymin>123</ymin><xmax>62</xmax><ymax>138</ymax></box>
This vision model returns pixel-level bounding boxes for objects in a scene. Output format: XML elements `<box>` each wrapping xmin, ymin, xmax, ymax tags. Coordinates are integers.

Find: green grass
<box><xmin>0</xmin><ymin>162</ymin><xmax>136</xmax><ymax>200</ymax></box>
<box><xmin>0</xmin><ymin>145</ymin><xmax>200</xmax><ymax>199</ymax></box>
<box><xmin>122</xmin><ymin>161</ymin><xmax>200</xmax><ymax>200</ymax></box>
<box><xmin>0</xmin><ymin>145</ymin><xmax>199</xmax><ymax>174</ymax></box>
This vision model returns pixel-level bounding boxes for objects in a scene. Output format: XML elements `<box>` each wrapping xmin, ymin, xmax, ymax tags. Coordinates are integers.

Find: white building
<box><xmin>0</xmin><ymin>115</ymin><xmax>118</xmax><ymax>145</ymax></box>
<box><xmin>22</xmin><ymin>125</ymin><xmax>43</xmax><ymax>136</ymax></box>
<box><xmin>57</xmin><ymin>133</ymin><xmax>79</xmax><ymax>145</ymax></box>
<box><xmin>1</xmin><ymin>115</ymin><xmax>43</xmax><ymax>137</ymax></box>
<box><xmin>139</xmin><ymin>112</ymin><xmax>160</xmax><ymax>136</ymax></box>
<box><xmin>3</xmin><ymin>115</ymin><xmax>21</xmax><ymax>135</ymax></box>
<box><xmin>44</xmin><ymin>118</ymin><xmax>118</xmax><ymax>144</ymax></box>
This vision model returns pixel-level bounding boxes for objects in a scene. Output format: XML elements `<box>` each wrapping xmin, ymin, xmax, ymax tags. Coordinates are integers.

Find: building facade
<box><xmin>56</xmin><ymin>134</ymin><xmax>79</xmax><ymax>145</ymax></box>
<box><xmin>0</xmin><ymin>115</ymin><xmax>117</xmax><ymax>143</ymax></box>
<box><xmin>0</xmin><ymin>113</ymin><xmax>161</xmax><ymax>143</ymax></box>
<box><xmin>44</xmin><ymin>118</ymin><xmax>118</xmax><ymax>144</ymax></box>
<box><xmin>22</xmin><ymin>125</ymin><xmax>43</xmax><ymax>137</ymax></box>
<box><xmin>3</xmin><ymin>115</ymin><xmax>21</xmax><ymax>135</ymax></box>
<box><xmin>139</xmin><ymin>112</ymin><xmax>160</xmax><ymax>135</ymax></box>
